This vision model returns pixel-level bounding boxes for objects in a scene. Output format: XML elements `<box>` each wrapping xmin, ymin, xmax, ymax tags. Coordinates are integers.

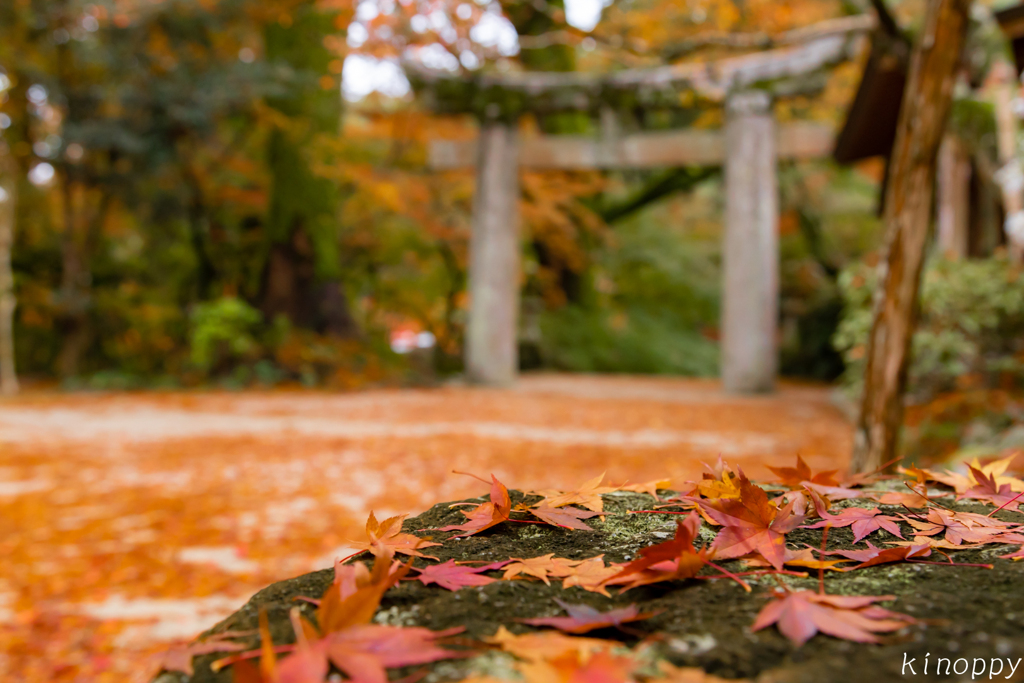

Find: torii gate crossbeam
<box><xmin>412</xmin><ymin>15</ymin><xmax>873</xmax><ymax>392</ymax></box>
<box><xmin>432</xmin><ymin>113</ymin><xmax>838</xmax><ymax>391</ymax></box>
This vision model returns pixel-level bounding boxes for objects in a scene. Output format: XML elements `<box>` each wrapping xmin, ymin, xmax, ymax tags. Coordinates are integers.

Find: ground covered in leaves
<box><xmin>0</xmin><ymin>376</ymin><xmax>852</xmax><ymax>682</ymax></box>
<box><xmin>161</xmin><ymin>470</ymin><xmax>1024</xmax><ymax>683</ymax></box>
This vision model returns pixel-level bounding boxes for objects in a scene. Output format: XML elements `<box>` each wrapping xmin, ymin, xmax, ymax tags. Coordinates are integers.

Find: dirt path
<box><xmin>0</xmin><ymin>374</ymin><xmax>851</xmax><ymax>682</ymax></box>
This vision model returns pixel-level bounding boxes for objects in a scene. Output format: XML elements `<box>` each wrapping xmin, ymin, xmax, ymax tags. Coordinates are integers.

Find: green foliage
<box><xmin>536</xmin><ymin>191</ymin><xmax>720</xmax><ymax>376</ymax></box>
<box><xmin>835</xmin><ymin>255</ymin><xmax>1024</xmax><ymax>399</ymax></box>
<box><xmin>188</xmin><ymin>297</ymin><xmax>263</xmax><ymax>373</ymax></box>
<box><xmin>539</xmin><ymin>306</ymin><xmax>718</xmax><ymax>375</ymax></box>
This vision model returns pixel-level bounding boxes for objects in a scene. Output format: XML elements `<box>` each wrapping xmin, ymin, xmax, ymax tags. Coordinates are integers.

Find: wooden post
<box><xmin>0</xmin><ymin>148</ymin><xmax>18</xmax><ymax>395</ymax></box>
<box><xmin>936</xmin><ymin>133</ymin><xmax>970</xmax><ymax>258</ymax></box>
<box><xmin>722</xmin><ymin>90</ymin><xmax>779</xmax><ymax>393</ymax></box>
<box><xmin>465</xmin><ymin>120</ymin><xmax>521</xmax><ymax>386</ymax></box>
<box><xmin>851</xmin><ymin>0</ymin><xmax>971</xmax><ymax>473</ymax></box>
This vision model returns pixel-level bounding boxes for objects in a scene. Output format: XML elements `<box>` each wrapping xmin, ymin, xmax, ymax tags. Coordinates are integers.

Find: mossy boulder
<box><xmin>153</xmin><ymin>489</ymin><xmax>1024</xmax><ymax>683</ymax></box>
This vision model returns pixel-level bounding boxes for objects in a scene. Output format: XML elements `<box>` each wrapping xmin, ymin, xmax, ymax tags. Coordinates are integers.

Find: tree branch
<box><xmin>596</xmin><ymin>167</ymin><xmax>717</xmax><ymax>224</ymax></box>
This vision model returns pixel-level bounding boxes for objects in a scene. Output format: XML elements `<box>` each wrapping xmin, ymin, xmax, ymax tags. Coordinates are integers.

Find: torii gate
<box><xmin>408</xmin><ymin>15</ymin><xmax>875</xmax><ymax>392</ymax></box>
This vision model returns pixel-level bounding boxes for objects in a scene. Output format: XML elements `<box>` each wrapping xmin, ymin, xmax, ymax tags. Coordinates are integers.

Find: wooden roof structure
<box><xmin>995</xmin><ymin>3</ymin><xmax>1024</xmax><ymax>75</ymax></box>
<box><xmin>831</xmin><ymin>30</ymin><xmax>910</xmax><ymax>163</ymax></box>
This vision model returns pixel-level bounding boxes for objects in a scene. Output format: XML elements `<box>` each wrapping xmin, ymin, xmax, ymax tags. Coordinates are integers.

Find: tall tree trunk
<box><xmin>56</xmin><ymin>170</ymin><xmax>88</xmax><ymax>379</ymax></box>
<box><xmin>262</xmin><ymin>7</ymin><xmax>358</xmax><ymax>338</ymax></box>
<box><xmin>851</xmin><ymin>0</ymin><xmax>971</xmax><ymax>473</ymax></box>
<box><xmin>0</xmin><ymin>147</ymin><xmax>18</xmax><ymax>395</ymax></box>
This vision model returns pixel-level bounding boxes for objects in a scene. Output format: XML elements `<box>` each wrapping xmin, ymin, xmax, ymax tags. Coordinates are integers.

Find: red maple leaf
<box><xmin>1000</xmin><ymin>541</ymin><xmax>1024</xmax><ymax>560</ymax></box>
<box><xmin>801</xmin><ymin>481</ymin><xmax>869</xmax><ymax>502</ymax></box>
<box><xmin>220</xmin><ymin>550</ymin><xmax>464</xmax><ymax>683</ymax></box>
<box><xmin>323</xmin><ymin>624</ymin><xmax>466</xmax><ymax>682</ymax></box>
<box><xmin>815</xmin><ymin>541</ymin><xmax>932</xmax><ymax>569</ymax></box>
<box><xmin>159</xmin><ymin>631</ymin><xmax>250</xmax><ymax>676</ymax></box>
<box><xmin>603</xmin><ymin>513</ymin><xmax>750</xmax><ymax>591</ymax></box>
<box><xmin>518</xmin><ymin>598</ymin><xmax>659</xmax><ymax>634</ymax></box>
<box><xmin>438</xmin><ymin>474</ymin><xmax>512</xmax><ymax>537</ymax></box>
<box><xmin>699</xmin><ymin>475</ymin><xmax>804</xmax><ymax>570</ymax></box>
<box><xmin>605</xmin><ymin>513</ymin><xmax>706</xmax><ymax>581</ymax></box>
<box><xmin>961</xmin><ymin>466</ymin><xmax>1023</xmax><ymax>511</ymax></box>
<box><xmin>803</xmin><ymin>506</ymin><xmax>904</xmax><ymax>543</ymax></box>
<box><xmin>766</xmin><ymin>455</ymin><xmax>839</xmax><ymax>488</ymax></box>
<box><xmin>529</xmin><ymin>505</ymin><xmax>603</xmax><ymax>530</ymax></box>
<box><xmin>413</xmin><ymin>559</ymin><xmax>511</xmax><ymax>591</ymax></box>
<box><xmin>752</xmin><ymin>588</ymin><xmax>916</xmax><ymax>645</ymax></box>
<box><xmin>899</xmin><ymin>509</ymin><xmax>1014</xmax><ymax>546</ymax></box>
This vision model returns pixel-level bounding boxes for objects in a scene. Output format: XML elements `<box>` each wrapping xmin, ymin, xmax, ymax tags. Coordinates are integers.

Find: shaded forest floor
<box><xmin>0</xmin><ymin>374</ymin><xmax>852</xmax><ymax>682</ymax></box>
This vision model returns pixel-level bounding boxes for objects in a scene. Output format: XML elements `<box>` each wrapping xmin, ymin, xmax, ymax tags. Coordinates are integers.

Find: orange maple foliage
<box><xmin>766</xmin><ymin>455</ymin><xmax>839</xmax><ymax>488</ymax></box>
<box><xmin>439</xmin><ymin>474</ymin><xmax>513</xmax><ymax>537</ymax></box>
<box><xmin>532</xmin><ymin>473</ymin><xmax>619</xmax><ymax>513</ymax></box>
<box><xmin>560</xmin><ymin>556</ymin><xmax>624</xmax><ymax>597</ymax></box>
<box><xmin>518</xmin><ymin>598</ymin><xmax>659</xmax><ymax>634</ymax></box>
<box><xmin>752</xmin><ymin>588</ymin><xmax>916</xmax><ymax>646</ymax></box>
<box><xmin>348</xmin><ymin>511</ymin><xmax>442</xmax><ymax>560</ymax></box>
<box><xmin>604</xmin><ymin>513</ymin><xmax>728</xmax><ymax>590</ymax></box>
<box><xmin>502</xmin><ymin>554</ymin><xmax>584</xmax><ymax>584</ymax></box>
<box><xmin>0</xmin><ymin>380</ymin><xmax>858</xmax><ymax>681</ymax></box>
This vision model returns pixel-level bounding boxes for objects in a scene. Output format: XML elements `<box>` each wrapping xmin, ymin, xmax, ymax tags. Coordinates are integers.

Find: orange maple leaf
<box><xmin>752</xmin><ymin>588</ymin><xmax>915</xmax><ymax>645</ymax></box>
<box><xmin>349</xmin><ymin>511</ymin><xmax>441</xmax><ymax>559</ymax></box>
<box><xmin>486</xmin><ymin>626</ymin><xmax>617</xmax><ymax>664</ymax></box>
<box><xmin>603</xmin><ymin>513</ymin><xmax>709</xmax><ymax>588</ymax></box>
<box><xmin>617</xmin><ymin>478</ymin><xmax>672</xmax><ymax>500</ymax></box>
<box><xmin>439</xmin><ymin>474</ymin><xmax>512</xmax><ymax>537</ymax></box>
<box><xmin>560</xmin><ymin>556</ymin><xmax>624</xmax><ymax>597</ymax></box>
<box><xmin>698</xmin><ymin>475</ymin><xmax>804</xmax><ymax>571</ymax></box>
<box><xmin>318</xmin><ymin>546</ymin><xmax>411</xmax><ymax>634</ymax></box>
<box><xmin>532</xmin><ymin>473</ymin><xmax>618</xmax><ymax>512</ymax></box>
<box><xmin>502</xmin><ymin>554</ymin><xmax>583</xmax><ymax>584</ymax></box>
<box><xmin>766</xmin><ymin>455</ymin><xmax>839</xmax><ymax>488</ymax></box>
<box><xmin>688</xmin><ymin>458</ymin><xmax>743</xmax><ymax>501</ymax></box>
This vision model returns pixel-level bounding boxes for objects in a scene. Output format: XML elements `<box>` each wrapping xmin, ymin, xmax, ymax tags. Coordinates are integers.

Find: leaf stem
<box><xmin>702</xmin><ymin>561</ymin><xmax>752</xmax><ymax>592</ymax></box>
<box><xmin>819</xmin><ymin>523</ymin><xmax>831</xmax><ymax>595</ymax></box>
<box><xmin>210</xmin><ymin>644</ymin><xmax>295</xmax><ymax>672</ymax></box>
<box><xmin>452</xmin><ymin>469</ymin><xmax>491</xmax><ymax>485</ymax></box>
<box><xmin>987</xmin><ymin>489</ymin><xmax>1024</xmax><ymax>517</ymax></box>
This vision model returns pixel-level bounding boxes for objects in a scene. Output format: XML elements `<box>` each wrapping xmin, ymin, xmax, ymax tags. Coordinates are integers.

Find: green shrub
<box><xmin>534</xmin><ymin>193</ymin><xmax>720</xmax><ymax>376</ymax></box>
<box><xmin>539</xmin><ymin>305</ymin><xmax>718</xmax><ymax>375</ymax></box>
<box><xmin>834</xmin><ymin>255</ymin><xmax>1024</xmax><ymax>399</ymax></box>
<box><xmin>188</xmin><ymin>297</ymin><xmax>264</xmax><ymax>373</ymax></box>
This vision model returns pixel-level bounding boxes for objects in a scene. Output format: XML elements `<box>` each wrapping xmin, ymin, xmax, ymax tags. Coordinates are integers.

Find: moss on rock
<box><xmin>161</xmin><ymin>489</ymin><xmax>1024</xmax><ymax>683</ymax></box>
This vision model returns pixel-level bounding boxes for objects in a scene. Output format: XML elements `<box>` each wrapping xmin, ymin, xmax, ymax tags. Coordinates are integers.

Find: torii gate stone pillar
<box><xmin>466</xmin><ymin>119</ymin><xmax>521</xmax><ymax>386</ymax></box>
<box><xmin>722</xmin><ymin>90</ymin><xmax>779</xmax><ymax>393</ymax></box>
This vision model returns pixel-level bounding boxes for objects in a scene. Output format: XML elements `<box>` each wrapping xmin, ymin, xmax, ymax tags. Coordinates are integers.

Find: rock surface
<box><xmin>153</xmin><ymin>489</ymin><xmax>1024</xmax><ymax>683</ymax></box>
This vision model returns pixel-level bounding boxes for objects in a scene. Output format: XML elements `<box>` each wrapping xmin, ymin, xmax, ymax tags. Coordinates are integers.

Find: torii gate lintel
<box><xmin>412</xmin><ymin>16</ymin><xmax>873</xmax><ymax>392</ymax></box>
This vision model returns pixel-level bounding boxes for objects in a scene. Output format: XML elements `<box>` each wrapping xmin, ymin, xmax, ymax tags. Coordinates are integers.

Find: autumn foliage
<box><xmin>155</xmin><ymin>453</ymin><xmax>1024</xmax><ymax>682</ymax></box>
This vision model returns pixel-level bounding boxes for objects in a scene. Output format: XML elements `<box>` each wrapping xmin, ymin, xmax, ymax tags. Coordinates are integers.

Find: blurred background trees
<box><xmin>0</xmin><ymin>0</ymin><xmax>1019</xmax><ymax>438</ymax></box>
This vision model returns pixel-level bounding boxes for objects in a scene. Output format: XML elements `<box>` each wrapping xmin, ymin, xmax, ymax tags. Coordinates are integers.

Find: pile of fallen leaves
<box><xmin>156</xmin><ymin>456</ymin><xmax>1024</xmax><ymax>682</ymax></box>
